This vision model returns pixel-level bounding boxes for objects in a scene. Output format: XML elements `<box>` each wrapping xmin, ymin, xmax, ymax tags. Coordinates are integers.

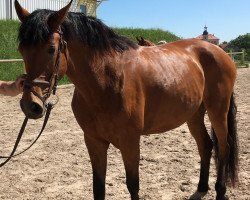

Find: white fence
<box><xmin>227</xmin><ymin>50</ymin><xmax>246</xmax><ymax>65</ymax></box>
<box><xmin>0</xmin><ymin>0</ymin><xmax>77</xmax><ymax>20</ymax></box>
<box><xmin>0</xmin><ymin>59</ymin><xmax>23</xmax><ymax>63</ymax></box>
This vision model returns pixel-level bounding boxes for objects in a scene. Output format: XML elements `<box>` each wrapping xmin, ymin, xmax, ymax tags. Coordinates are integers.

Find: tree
<box><xmin>229</xmin><ymin>33</ymin><xmax>250</xmax><ymax>60</ymax></box>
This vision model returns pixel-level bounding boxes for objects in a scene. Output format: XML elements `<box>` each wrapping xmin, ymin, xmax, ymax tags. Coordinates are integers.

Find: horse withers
<box><xmin>15</xmin><ymin>0</ymin><xmax>238</xmax><ymax>199</ymax></box>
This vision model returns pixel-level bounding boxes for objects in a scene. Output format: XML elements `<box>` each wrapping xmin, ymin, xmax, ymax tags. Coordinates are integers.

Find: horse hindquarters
<box><xmin>188</xmin><ymin>93</ymin><xmax>238</xmax><ymax>200</ymax></box>
<box><xmin>200</xmin><ymin>46</ymin><xmax>238</xmax><ymax>199</ymax></box>
<box><xmin>185</xmin><ymin>41</ymin><xmax>239</xmax><ymax>199</ymax></box>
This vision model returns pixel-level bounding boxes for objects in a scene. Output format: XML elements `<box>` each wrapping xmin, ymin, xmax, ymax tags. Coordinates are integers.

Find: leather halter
<box><xmin>0</xmin><ymin>27</ymin><xmax>67</xmax><ymax>167</ymax></box>
<box><xmin>23</xmin><ymin>27</ymin><xmax>67</xmax><ymax>105</ymax></box>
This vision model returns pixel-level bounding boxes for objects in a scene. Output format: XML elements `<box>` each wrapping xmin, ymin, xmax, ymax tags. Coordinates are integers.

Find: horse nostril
<box><xmin>30</xmin><ymin>102</ymin><xmax>43</xmax><ymax>115</ymax></box>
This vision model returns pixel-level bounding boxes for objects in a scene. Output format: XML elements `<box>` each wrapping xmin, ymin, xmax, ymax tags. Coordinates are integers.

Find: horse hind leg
<box><xmin>205</xmin><ymin>94</ymin><xmax>238</xmax><ymax>200</ymax></box>
<box><xmin>187</xmin><ymin>103</ymin><xmax>213</xmax><ymax>199</ymax></box>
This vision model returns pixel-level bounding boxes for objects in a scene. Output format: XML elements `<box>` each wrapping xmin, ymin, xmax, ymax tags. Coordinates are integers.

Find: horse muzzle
<box><xmin>20</xmin><ymin>94</ymin><xmax>45</xmax><ymax>119</ymax></box>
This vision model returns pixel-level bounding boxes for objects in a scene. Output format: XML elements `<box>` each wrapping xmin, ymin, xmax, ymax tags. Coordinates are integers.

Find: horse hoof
<box><xmin>189</xmin><ymin>191</ymin><xmax>207</xmax><ymax>200</ymax></box>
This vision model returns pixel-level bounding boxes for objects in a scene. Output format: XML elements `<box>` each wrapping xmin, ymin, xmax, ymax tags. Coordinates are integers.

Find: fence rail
<box><xmin>0</xmin><ymin>59</ymin><xmax>23</xmax><ymax>63</ymax></box>
<box><xmin>0</xmin><ymin>50</ymin><xmax>248</xmax><ymax>67</ymax></box>
<box><xmin>227</xmin><ymin>49</ymin><xmax>246</xmax><ymax>65</ymax></box>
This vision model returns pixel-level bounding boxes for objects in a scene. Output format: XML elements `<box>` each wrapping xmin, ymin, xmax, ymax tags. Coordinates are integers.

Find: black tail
<box><xmin>212</xmin><ymin>93</ymin><xmax>239</xmax><ymax>186</ymax></box>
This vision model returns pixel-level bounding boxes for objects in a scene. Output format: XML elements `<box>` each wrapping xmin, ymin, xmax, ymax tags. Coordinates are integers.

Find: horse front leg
<box><xmin>119</xmin><ymin>134</ymin><xmax>140</xmax><ymax>200</ymax></box>
<box><xmin>84</xmin><ymin>134</ymin><xmax>110</xmax><ymax>200</ymax></box>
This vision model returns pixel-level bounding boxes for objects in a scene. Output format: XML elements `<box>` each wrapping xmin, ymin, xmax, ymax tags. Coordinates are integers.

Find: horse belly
<box><xmin>143</xmin><ymin>95</ymin><xmax>201</xmax><ymax>134</ymax></box>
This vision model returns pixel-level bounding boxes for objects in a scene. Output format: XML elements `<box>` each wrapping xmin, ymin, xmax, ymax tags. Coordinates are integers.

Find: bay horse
<box><xmin>136</xmin><ymin>36</ymin><xmax>156</xmax><ymax>46</ymax></box>
<box><xmin>15</xmin><ymin>0</ymin><xmax>238</xmax><ymax>199</ymax></box>
<box><xmin>136</xmin><ymin>36</ymin><xmax>167</xmax><ymax>46</ymax></box>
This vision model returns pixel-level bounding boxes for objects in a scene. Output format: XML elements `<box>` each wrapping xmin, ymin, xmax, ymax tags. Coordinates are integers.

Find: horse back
<box><xmin>72</xmin><ymin>39</ymin><xmax>236</xmax><ymax>137</ymax></box>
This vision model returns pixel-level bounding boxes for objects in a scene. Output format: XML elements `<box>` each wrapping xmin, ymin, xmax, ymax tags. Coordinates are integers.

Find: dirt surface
<box><xmin>0</xmin><ymin>68</ymin><xmax>249</xmax><ymax>200</ymax></box>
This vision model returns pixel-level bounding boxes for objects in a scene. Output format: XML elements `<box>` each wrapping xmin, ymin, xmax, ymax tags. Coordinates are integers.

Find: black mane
<box><xmin>18</xmin><ymin>9</ymin><xmax>138</xmax><ymax>52</ymax></box>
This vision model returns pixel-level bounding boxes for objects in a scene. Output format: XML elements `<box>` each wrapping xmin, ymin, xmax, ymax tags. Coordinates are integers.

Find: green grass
<box><xmin>1</xmin><ymin>20</ymin><xmax>248</xmax><ymax>83</ymax></box>
<box><xmin>0</xmin><ymin>20</ymin><xmax>20</xmax><ymax>59</ymax></box>
<box><xmin>0</xmin><ymin>20</ymin><xmax>23</xmax><ymax>81</ymax></box>
<box><xmin>0</xmin><ymin>21</ymin><xmax>180</xmax><ymax>83</ymax></box>
<box><xmin>0</xmin><ymin>20</ymin><xmax>71</xmax><ymax>83</ymax></box>
<box><xmin>234</xmin><ymin>60</ymin><xmax>250</xmax><ymax>68</ymax></box>
<box><xmin>113</xmin><ymin>27</ymin><xmax>180</xmax><ymax>43</ymax></box>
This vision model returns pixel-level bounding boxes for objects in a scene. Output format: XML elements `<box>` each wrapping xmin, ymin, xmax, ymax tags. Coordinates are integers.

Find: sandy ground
<box><xmin>0</xmin><ymin>68</ymin><xmax>249</xmax><ymax>200</ymax></box>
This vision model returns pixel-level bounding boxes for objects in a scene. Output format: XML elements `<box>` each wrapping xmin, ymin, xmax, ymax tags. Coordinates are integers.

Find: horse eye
<box><xmin>48</xmin><ymin>46</ymin><xmax>56</xmax><ymax>54</ymax></box>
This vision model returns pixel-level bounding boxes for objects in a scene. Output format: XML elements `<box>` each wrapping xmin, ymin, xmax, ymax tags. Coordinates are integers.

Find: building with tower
<box><xmin>195</xmin><ymin>26</ymin><xmax>220</xmax><ymax>45</ymax></box>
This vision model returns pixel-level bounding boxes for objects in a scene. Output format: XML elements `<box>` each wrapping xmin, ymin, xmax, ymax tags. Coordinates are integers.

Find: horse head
<box><xmin>136</xmin><ymin>36</ymin><xmax>155</xmax><ymax>46</ymax></box>
<box><xmin>15</xmin><ymin>0</ymin><xmax>72</xmax><ymax>119</ymax></box>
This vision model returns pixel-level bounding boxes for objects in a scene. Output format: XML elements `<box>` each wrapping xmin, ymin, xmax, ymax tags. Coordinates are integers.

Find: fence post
<box><xmin>10</xmin><ymin>0</ymin><xmax>13</xmax><ymax>20</ymax></box>
<box><xmin>5</xmin><ymin>0</ymin><xmax>10</xmax><ymax>19</ymax></box>
<box><xmin>241</xmin><ymin>49</ymin><xmax>245</xmax><ymax>65</ymax></box>
<box><xmin>229</xmin><ymin>49</ymin><xmax>234</xmax><ymax>61</ymax></box>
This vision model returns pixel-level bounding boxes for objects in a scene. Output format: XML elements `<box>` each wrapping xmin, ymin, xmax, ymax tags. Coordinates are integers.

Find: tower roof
<box><xmin>203</xmin><ymin>25</ymin><xmax>208</xmax><ymax>35</ymax></box>
<box><xmin>196</xmin><ymin>34</ymin><xmax>219</xmax><ymax>40</ymax></box>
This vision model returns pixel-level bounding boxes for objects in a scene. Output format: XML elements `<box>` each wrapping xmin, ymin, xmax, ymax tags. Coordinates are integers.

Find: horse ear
<box><xmin>140</xmin><ymin>36</ymin><xmax>145</xmax><ymax>42</ymax></box>
<box><xmin>136</xmin><ymin>36</ymin><xmax>140</xmax><ymax>42</ymax></box>
<box><xmin>15</xmin><ymin>0</ymin><xmax>30</xmax><ymax>22</ymax></box>
<box><xmin>48</xmin><ymin>0</ymin><xmax>73</xmax><ymax>31</ymax></box>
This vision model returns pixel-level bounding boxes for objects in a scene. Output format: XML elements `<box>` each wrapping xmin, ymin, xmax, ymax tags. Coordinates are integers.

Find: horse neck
<box><xmin>65</xmin><ymin>40</ymin><xmax>112</xmax><ymax>101</ymax></box>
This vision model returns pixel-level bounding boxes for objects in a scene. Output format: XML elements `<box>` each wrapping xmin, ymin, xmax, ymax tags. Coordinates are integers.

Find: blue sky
<box><xmin>97</xmin><ymin>0</ymin><xmax>250</xmax><ymax>42</ymax></box>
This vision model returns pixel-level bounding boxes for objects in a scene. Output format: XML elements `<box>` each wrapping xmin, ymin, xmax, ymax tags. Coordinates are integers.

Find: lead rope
<box><xmin>0</xmin><ymin>27</ymin><xmax>65</xmax><ymax>167</ymax></box>
<box><xmin>0</xmin><ymin>103</ymin><xmax>53</xmax><ymax>167</ymax></box>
